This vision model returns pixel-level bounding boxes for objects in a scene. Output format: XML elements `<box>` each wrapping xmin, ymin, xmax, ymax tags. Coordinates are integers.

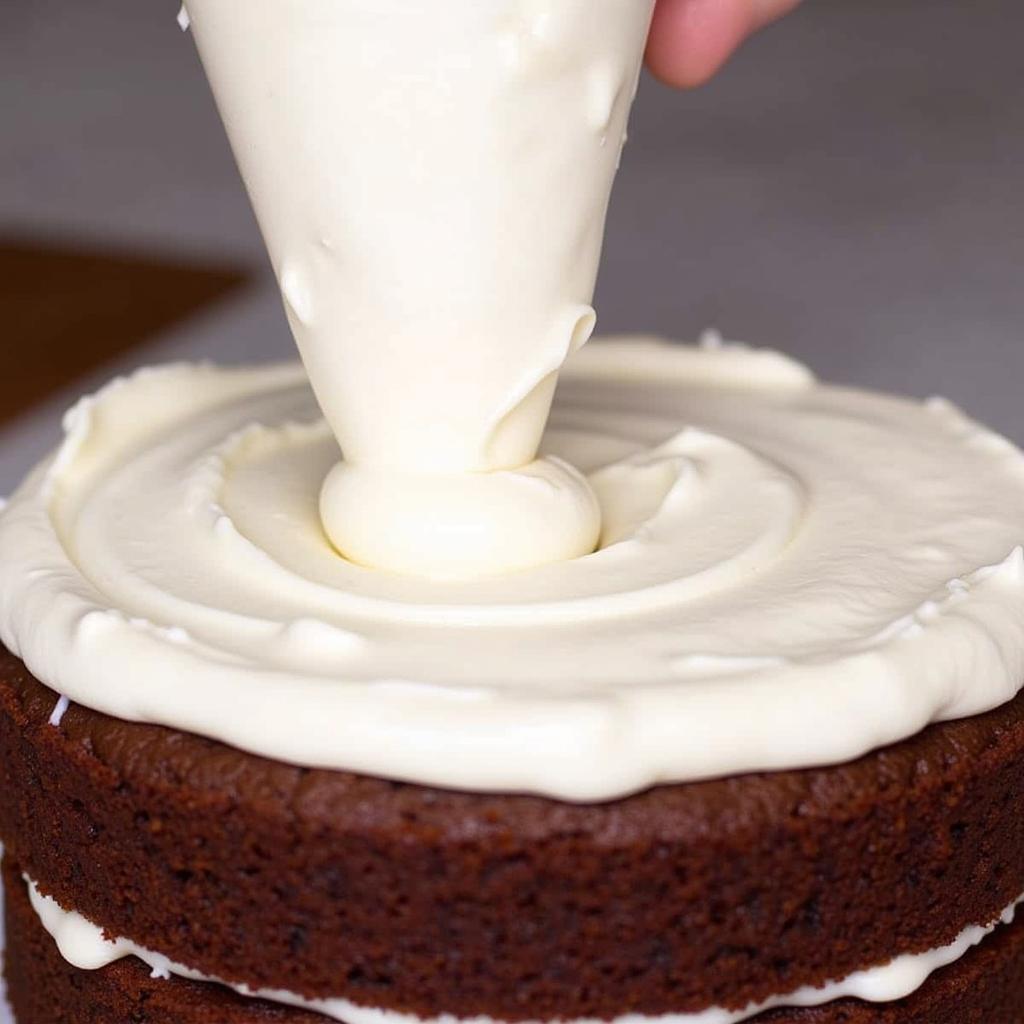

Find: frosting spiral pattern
<box><xmin>3</xmin><ymin>339</ymin><xmax>1024</xmax><ymax>800</ymax></box>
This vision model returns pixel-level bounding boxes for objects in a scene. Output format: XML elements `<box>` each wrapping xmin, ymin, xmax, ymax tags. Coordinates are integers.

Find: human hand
<box><xmin>646</xmin><ymin>0</ymin><xmax>801</xmax><ymax>88</ymax></box>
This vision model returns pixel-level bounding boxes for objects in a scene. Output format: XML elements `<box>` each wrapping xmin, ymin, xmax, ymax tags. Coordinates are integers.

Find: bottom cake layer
<box><xmin>5</xmin><ymin>858</ymin><xmax>1024</xmax><ymax>1024</ymax></box>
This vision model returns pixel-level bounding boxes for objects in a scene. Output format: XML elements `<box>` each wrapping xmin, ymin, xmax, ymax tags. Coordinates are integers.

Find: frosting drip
<box><xmin>185</xmin><ymin>0</ymin><xmax>655</xmax><ymax>577</ymax></box>
<box><xmin>24</xmin><ymin>873</ymin><xmax>1024</xmax><ymax>1023</ymax></box>
<box><xmin>3</xmin><ymin>340</ymin><xmax>1024</xmax><ymax>799</ymax></box>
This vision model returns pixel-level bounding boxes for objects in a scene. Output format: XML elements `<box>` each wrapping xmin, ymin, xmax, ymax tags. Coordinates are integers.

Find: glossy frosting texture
<box><xmin>184</xmin><ymin>0</ymin><xmax>654</xmax><ymax>576</ymax></box>
<box><xmin>3</xmin><ymin>340</ymin><xmax>1024</xmax><ymax>800</ymax></box>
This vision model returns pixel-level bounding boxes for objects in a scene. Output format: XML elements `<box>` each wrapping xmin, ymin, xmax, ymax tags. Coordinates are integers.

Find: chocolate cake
<box><xmin>6</xmin><ymin>847</ymin><xmax>1024</xmax><ymax>1024</ymax></box>
<box><xmin>4</xmin><ymin>328</ymin><xmax>1024</xmax><ymax>1023</ymax></box>
<box><xmin>4</xmin><ymin>642</ymin><xmax>1024</xmax><ymax>1022</ymax></box>
<box><xmin>6</xmin><ymin>0</ymin><xmax>1024</xmax><ymax>1015</ymax></box>
<box><xmin>5</xmin><ymin>6</ymin><xmax>1024</xmax><ymax>1018</ymax></box>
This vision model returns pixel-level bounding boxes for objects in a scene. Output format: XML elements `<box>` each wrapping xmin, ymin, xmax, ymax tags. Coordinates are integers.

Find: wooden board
<box><xmin>0</xmin><ymin>238</ymin><xmax>247</xmax><ymax>424</ymax></box>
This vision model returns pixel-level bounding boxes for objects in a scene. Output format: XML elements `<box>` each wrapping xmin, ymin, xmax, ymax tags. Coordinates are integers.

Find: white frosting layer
<box><xmin>3</xmin><ymin>340</ymin><xmax>1024</xmax><ymax>799</ymax></box>
<box><xmin>186</xmin><ymin>0</ymin><xmax>654</xmax><ymax>576</ymax></box>
<box><xmin>25</xmin><ymin>873</ymin><xmax>1024</xmax><ymax>1023</ymax></box>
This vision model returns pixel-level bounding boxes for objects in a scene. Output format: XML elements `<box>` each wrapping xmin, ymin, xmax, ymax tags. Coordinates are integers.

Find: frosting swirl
<box><xmin>3</xmin><ymin>339</ymin><xmax>1024</xmax><ymax>800</ymax></box>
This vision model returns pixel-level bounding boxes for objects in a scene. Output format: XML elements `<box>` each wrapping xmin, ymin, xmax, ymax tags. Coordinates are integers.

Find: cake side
<box><xmin>7</xmin><ymin>845</ymin><xmax>1024</xmax><ymax>1024</ymax></box>
<box><xmin>2</xmin><ymin>856</ymin><xmax>325</xmax><ymax>1023</ymax></box>
<box><xmin>3</xmin><ymin>646</ymin><xmax>1024</xmax><ymax>1020</ymax></box>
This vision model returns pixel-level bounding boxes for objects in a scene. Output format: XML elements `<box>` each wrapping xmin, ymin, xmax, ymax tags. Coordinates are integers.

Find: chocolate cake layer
<box><xmin>2</xmin><ymin>645</ymin><xmax>1024</xmax><ymax>1020</ymax></box>
<box><xmin>6</xmin><ymin>855</ymin><xmax>1024</xmax><ymax>1024</ymax></box>
<box><xmin>2</xmin><ymin>856</ymin><xmax>323</xmax><ymax>1023</ymax></box>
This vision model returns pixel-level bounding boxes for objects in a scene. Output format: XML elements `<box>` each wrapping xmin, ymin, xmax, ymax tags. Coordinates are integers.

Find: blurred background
<box><xmin>1</xmin><ymin>0</ymin><xmax>1022</xmax><ymax>498</ymax></box>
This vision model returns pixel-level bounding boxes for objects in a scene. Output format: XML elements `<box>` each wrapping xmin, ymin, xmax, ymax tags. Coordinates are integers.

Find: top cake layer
<box><xmin>2</xmin><ymin>338</ymin><xmax>1024</xmax><ymax>799</ymax></box>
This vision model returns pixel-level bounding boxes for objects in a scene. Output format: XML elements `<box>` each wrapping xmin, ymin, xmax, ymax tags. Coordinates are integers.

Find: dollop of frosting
<box><xmin>320</xmin><ymin>457</ymin><xmax>601</xmax><ymax>580</ymax></box>
<box><xmin>3</xmin><ymin>339</ymin><xmax>1024</xmax><ymax>800</ymax></box>
<box><xmin>185</xmin><ymin>0</ymin><xmax>655</xmax><ymax>575</ymax></box>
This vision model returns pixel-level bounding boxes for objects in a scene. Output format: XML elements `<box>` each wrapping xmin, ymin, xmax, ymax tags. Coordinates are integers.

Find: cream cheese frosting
<box><xmin>185</xmin><ymin>0</ymin><xmax>655</xmax><ymax>577</ymax></box>
<box><xmin>3</xmin><ymin>339</ymin><xmax>1024</xmax><ymax>800</ymax></box>
<box><xmin>24</xmin><ymin>872</ymin><xmax>1024</xmax><ymax>1023</ymax></box>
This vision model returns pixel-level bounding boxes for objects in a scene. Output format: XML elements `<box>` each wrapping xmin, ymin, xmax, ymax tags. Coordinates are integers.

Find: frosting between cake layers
<box><xmin>24</xmin><ymin>872</ymin><xmax>1024</xmax><ymax>1023</ymax></box>
<box><xmin>185</xmin><ymin>0</ymin><xmax>655</xmax><ymax>577</ymax></box>
<box><xmin>2</xmin><ymin>339</ymin><xmax>1024</xmax><ymax>799</ymax></box>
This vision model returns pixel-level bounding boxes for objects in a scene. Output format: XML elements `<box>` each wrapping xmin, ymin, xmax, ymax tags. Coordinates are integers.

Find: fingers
<box><xmin>645</xmin><ymin>0</ymin><xmax>800</xmax><ymax>89</ymax></box>
<box><xmin>752</xmin><ymin>0</ymin><xmax>801</xmax><ymax>29</ymax></box>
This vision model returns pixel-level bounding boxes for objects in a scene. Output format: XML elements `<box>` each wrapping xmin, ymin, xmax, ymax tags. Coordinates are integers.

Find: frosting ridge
<box><xmin>2</xmin><ymin>339</ymin><xmax>1024</xmax><ymax>799</ymax></box>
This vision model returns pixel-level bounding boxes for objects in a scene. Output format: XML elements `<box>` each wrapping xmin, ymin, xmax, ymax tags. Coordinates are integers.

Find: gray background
<box><xmin>0</xmin><ymin>1</ymin><xmax>1022</xmax><ymax>1015</ymax></box>
<box><xmin>2</xmin><ymin>0</ymin><xmax>1023</xmax><ymax>493</ymax></box>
